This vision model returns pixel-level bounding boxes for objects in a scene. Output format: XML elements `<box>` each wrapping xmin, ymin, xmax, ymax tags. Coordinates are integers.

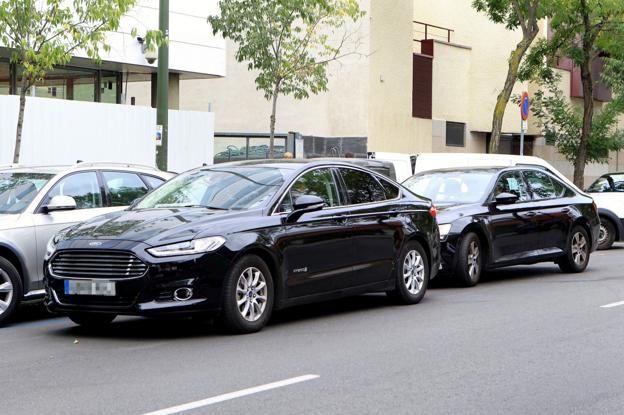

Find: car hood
<box><xmin>435</xmin><ymin>203</ymin><xmax>485</xmax><ymax>224</ymax></box>
<box><xmin>63</xmin><ymin>208</ymin><xmax>262</xmax><ymax>246</ymax></box>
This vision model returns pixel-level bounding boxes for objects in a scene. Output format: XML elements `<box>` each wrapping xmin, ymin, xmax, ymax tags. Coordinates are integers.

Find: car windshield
<box><xmin>403</xmin><ymin>171</ymin><xmax>495</xmax><ymax>204</ymax></box>
<box><xmin>0</xmin><ymin>172</ymin><xmax>55</xmax><ymax>214</ymax></box>
<box><xmin>135</xmin><ymin>167</ymin><xmax>289</xmax><ymax>211</ymax></box>
<box><xmin>588</xmin><ymin>174</ymin><xmax>624</xmax><ymax>192</ymax></box>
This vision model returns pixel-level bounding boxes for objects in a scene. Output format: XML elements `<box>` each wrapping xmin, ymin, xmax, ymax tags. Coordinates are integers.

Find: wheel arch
<box><xmin>404</xmin><ymin>232</ymin><xmax>433</xmax><ymax>274</ymax></box>
<box><xmin>233</xmin><ymin>245</ymin><xmax>283</xmax><ymax>306</ymax></box>
<box><xmin>0</xmin><ymin>242</ymin><xmax>26</xmax><ymax>287</ymax></box>
<box><xmin>458</xmin><ymin>223</ymin><xmax>491</xmax><ymax>267</ymax></box>
<box><xmin>598</xmin><ymin>208</ymin><xmax>623</xmax><ymax>241</ymax></box>
<box><xmin>572</xmin><ymin>217</ymin><xmax>594</xmax><ymax>249</ymax></box>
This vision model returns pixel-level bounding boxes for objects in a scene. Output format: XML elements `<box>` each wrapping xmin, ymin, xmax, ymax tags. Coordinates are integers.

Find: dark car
<box><xmin>403</xmin><ymin>166</ymin><xmax>600</xmax><ymax>287</ymax></box>
<box><xmin>44</xmin><ymin>160</ymin><xmax>440</xmax><ymax>333</ymax></box>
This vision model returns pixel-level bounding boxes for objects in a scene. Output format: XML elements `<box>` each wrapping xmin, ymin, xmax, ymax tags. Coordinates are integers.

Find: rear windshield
<box><xmin>0</xmin><ymin>172</ymin><xmax>54</xmax><ymax>214</ymax></box>
<box><xmin>403</xmin><ymin>171</ymin><xmax>495</xmax><ymax>204</ymax></box>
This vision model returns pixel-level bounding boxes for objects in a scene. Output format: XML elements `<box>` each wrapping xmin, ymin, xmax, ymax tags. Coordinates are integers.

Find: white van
<box><xmin>368</xmin><ymin>152</ymin><xmax>581</xmax><ymax>193</ymax></box>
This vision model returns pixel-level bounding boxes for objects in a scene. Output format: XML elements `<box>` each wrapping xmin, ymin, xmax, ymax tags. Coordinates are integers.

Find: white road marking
<box><xmin>600</xmin><ymin>300</ymin><xmax>624</xmax><ymax>309</ymax></box>
<box><xmin>142</xmin><ymin>374</ymin><xmax>320</xmax><ymax>415</ymax></box>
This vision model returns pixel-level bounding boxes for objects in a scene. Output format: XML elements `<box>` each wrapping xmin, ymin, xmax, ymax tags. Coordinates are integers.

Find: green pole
<box><xmin>155</xmin><ymin>0</ymin><xmax>169</xmax><ymax>171</ymax></box>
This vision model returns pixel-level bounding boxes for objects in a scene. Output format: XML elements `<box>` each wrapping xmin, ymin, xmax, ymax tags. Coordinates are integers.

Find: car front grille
<box><xmin>50</xmin><ymin>250</ymin><xmax>148</xmax><ymax>279</ymax></box>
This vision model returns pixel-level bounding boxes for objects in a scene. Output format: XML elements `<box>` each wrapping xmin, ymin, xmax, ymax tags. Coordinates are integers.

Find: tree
<box><xmin>0</xmin><ymin>0</ymin><xmax>138</xmax><ymax>163</ymax></box>
<box><xmin>209</xmin><ymin>0</ymin><xmax>364</xmax><ymax>158</ymax></box>
<box><xmin>528</xmin><ymin>65</ymin><xmax>624</xmax><ymax>171</ymax></box>
<box><xmin>472</xmin><ymin>0</ymin><xmax>550</xmax><ymax>154</ymax></box>
<box><xmin>521</xmin><ymin>0</ymin><xmax>624</xmax><ymax>187</ymax></box>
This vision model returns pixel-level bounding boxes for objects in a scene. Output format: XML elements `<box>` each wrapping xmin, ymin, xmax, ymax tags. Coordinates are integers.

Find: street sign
<box><xmin>521</xmin><ymin>92</ymin><xmax>530</xmax><ymax>121</ymax></box>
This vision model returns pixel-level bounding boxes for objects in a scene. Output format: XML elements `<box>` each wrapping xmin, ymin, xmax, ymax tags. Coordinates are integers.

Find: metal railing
<box><xmin>413</xmin><ymin>20</ymin><xmax>454</xmax><ymax>43</ymax></box>
<box><xmin>213</xmin><ymin>132</ymin><xmax>293</xmax><ymax>164</ymax></box>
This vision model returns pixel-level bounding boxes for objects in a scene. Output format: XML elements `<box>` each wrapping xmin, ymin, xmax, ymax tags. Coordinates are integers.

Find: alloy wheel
<box><xmin>0</xmin><ymin>269</ymin><xmax>14</xmax><ymax>316</ymax></box>
<box><xmin>571</xmin><ymin>232</ymin><xmax>588</xmax><ymax>265</ymax></box>
<box><xmin>403</xmin><ymin>250</ymin><xmax>425</xmax><ymax>295</ymax></box>
<box><xmin>598</xmin><ymin>224</ymin><xmax>608</xmax><ymax>246</ymax></box>
<box><xmin>467</xmin><ymin>241</ymin><xmax>480</xmax><ymax>281</ymax></box>
<box><xmin>236</xmin><ymin>267</ymin><xmax>268</xmax><ymax>322</ymax></box>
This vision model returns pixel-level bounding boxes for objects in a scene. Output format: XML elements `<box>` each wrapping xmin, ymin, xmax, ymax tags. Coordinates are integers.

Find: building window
<box><xmin>0</xmin><ymin>60</ymin><xmax>9</xmax><ymax>95</ymax></box>
<box><xmin>446</xmin><ymin>122</ymin><xmax>465</xmax><ymax>147</ymax></box>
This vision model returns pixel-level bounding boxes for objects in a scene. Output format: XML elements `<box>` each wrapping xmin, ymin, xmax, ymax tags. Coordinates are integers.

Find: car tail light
<box><xmin>429</xmin><ymin>204</ymin><xmax>437</xmax><ymax>218</ymax></box>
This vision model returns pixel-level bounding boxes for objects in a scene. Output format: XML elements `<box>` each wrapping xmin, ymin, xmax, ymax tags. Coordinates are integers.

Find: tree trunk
<box><xmin>575</xmin><ymin>60</ymin><xmax>593</xmax><ymax>189</ymax></box>
<box><xmin>268</xmin><ymin>84</ymin><xmax>279</xmax><ymax>159</ymax></box>
<box><xmin>488</xmin><ymin>31</ymin><xmax>538</xmax><ymax>154</ymax></box>
<box><xmin>13</xmin><ymin>76</ymin><xmax>29</xmax><ymax>164</ymax></box>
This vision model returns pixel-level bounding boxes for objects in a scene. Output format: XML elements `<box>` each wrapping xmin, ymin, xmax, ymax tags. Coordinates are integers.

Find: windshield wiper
<box><xmin>155</xmin><ymin>204</ymin><xmax>229</xmax><ymax>210</ymax></box>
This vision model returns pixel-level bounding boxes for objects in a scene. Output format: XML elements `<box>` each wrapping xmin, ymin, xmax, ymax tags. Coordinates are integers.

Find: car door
<box><xmin>32</xmin><ymin>171</ymin><xmax>112</xmax><ymax>284</ymax></box>
<box><xmin>487</xmin><ymin>170</ymin><xmax>540</xmax><ymax>263</ymax></box>
<box><xmin>336</xmin><ymin>167</ymin><xmax>402</xmax><ymax>287</ymax></box>
<box><xmin>101</xmin><ymin>170</ymin><xmax>151</xmax><ymax>207</ymax></box>
<box><xmin>274</xmin><ymin>167</ymin><xmax>353</xmax><ymax>298</ymax></box>
<box><xmin>523</xmin><ymin>170</ymin><xmax>572</xmax><ymax>252</ymax></box>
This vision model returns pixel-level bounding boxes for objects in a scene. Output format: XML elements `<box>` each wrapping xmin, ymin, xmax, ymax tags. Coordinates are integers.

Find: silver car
<box><xmin>0</xmin><ymin>162</ymin><xmax>173</xmax><ymax>324</ymax></box>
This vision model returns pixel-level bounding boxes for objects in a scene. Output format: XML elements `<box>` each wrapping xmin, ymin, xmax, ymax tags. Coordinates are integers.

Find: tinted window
<box><xmin>446</xmin><ymin>122</ymin><xmax>465</xmax><ymax>147</ymax></box>
<box><xmin>494</xmin><ymin>172</ymin><xmax>530</xmax><ymax>202</ymax></box>
<box><xmin>277</xmin><ymin>168</ymin><xmax>339</xmax><ymax>213</ymax></box>
<box><xmin>340</xmin><ymin>168</ymin><xmax>387</xmax><ymax>204</ymax></box>
<box><xmin>379</xmin><ymin>178</ymin><xmax>400</xmax><ymax>199</ymax></box>
<box><xmin>550</xmin><ymin>177</ymin><xmax>567</xmax><ymax>197</ymax></box>
<box><xmin>102</xmin><ymin>171</ymin><xmax>149</xmax><ymax>207</ymax></box>
<box><xmin>142</xmin><ymin>175</ymin><xmax>165</xmax><ymax>189</ymax></box>
<box><xmin>611</xmin><ymin>174</ymin><xmax>624</xmax><ymax>191</ymax></box>
<box><xmin>524</xmin><ymin>170</ymin><xmax>557</xmax><ymax>199</ymax></box>
<box><xmin>587</xmin><ymin>177</ymin><xmax>611</xmax><ymax>193</ymax></box>
<box><xmin>404</xmin><ymin>171</ymin><xmax>494</xmax><ymax>204</ymax></box>
<box><xmin>47</xmin><ymin>172</ymin><xmax>103</xmax><ymax>209</ymax></box>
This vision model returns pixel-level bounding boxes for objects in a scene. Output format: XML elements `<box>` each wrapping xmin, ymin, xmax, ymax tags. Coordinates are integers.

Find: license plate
<box><xmin>64</xmin><ymin>280</ymin><xmax>116</xmax><ymax>296</ymax></box>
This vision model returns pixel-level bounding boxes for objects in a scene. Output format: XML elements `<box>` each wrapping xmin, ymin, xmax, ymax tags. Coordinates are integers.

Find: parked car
<box><xmin>0</xmin><ymin>162</ymin><xmax>173</xmax><ymax>325</ymax></box>
<box><xmin>312</xmin><ymin>158</ymin><xmax>398</xmax><ymax>181</ymax></box>
<box><xmin>586</xmin><ymin>172</ymin><xmax>624</xmax><ymax>250</ymax></box>
<box><xmin>403</xmin><ymin>166</ymin><xmax>600</xmax><ymax>287</ymax></box>
<box><xmin>369</xmin><ymin>152</ymin><xmax>580</xmax><ymax>191</ymax></box>
<box><xmin>44</xmin><ymin>160</ymin><xmax>440</xmax><ymax>333</ymax></box>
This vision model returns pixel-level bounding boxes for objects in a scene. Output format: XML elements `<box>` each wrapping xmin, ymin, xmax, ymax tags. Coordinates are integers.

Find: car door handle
<box><xmin>333</xmin><ymin>216</ymin><xmax>348</xmax><ymax>224</ymax></box>
<box><xmin>561</xmin><ymin>208</ymin><xmax>571</xmax><ymax>214</ymax></box>
<box><xmin>524</xmin><ymin>211</ymin><xmax>537</xmax><ymax>218</ymax></box>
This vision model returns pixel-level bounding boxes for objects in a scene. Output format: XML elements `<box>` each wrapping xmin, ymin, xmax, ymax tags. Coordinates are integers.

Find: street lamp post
<box><xmin>155</xmin><ymin>0</ymin><xmax>169</xmax><ymax>171</ymax></box>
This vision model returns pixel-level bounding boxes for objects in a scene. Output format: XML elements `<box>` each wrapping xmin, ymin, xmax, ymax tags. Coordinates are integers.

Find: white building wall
<box><xmin>0</xmin><ymin>96</ymin><xmax>213</xmax><ymax>172</ymax></box>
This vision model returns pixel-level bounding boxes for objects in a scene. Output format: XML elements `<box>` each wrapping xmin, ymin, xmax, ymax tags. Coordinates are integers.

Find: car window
<box><xmin>610</xmin><ymin>174</ymin><xmax>624</xmax><ymax>192</ymax></box>
<box><xmin>587</xmin><ymin>177</ymin><xmax>611</xmax><ymax>192</ymax></box>
<box><xmin>494</xmin><ymin>172</ymin><xmax>530</xmax><ymax>202</ymax></box>
<box><xmin>339</xmin><ymin>168</ymin><xmax>387</xmax><ymax>204</ymax></box>
<box><xmin>0</xmin><ymin>172</ymin><xmax>54</xmax><ymax>214</ymax></box>
<box><xmin>102</xmin><ymin>171</ymin><xmax>150</xmax><ymax>207</ymax></box>
<box><xmin>142</xmin><ymin>174</ymin><xmax>166</xmax><ymax>189</ymax></box>
<box><xmin>524</xmin><ymin>170</ymin><xmax>558</xmax><ymax>200</ymax></box>
<box><xmin>378</xmin><ymin>177</ymin><xmax>400</xmax><ymax>199</ymax></box>
<box><xmin>47</xmin><ymin>172</ymin><xmax>103</xmax><ymax>209</ymax></box>
<box><xmin>550</xmin><ymin>176</ymin><xmax>568</xmax><ymax>197</ymax></box>
<box><xmin>277</xmin><ymin>168</ymin><xmax>339</xmax><ymax>213</ymax></box>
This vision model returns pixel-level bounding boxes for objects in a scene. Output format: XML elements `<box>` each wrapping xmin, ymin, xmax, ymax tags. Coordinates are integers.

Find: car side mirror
<box><xmin>494</xmin><ymin>192</ymin><xmax>519</xmax><ymax>206</ymax></box>
<box><xmin>45</xmin><ymin>196</ymin><xmax>77</xmax><ymax>213</ymax></box>
<box><xmin>284</xmin><ymin>195</ymin><xmax>325</xmax><ymax>224</ymax></box>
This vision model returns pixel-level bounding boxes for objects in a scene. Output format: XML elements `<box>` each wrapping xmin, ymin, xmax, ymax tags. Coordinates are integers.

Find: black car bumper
<box><xmin>44</xmin><ymin>243</ymin><xmax>233</xmax><ymax>317</ymax></box>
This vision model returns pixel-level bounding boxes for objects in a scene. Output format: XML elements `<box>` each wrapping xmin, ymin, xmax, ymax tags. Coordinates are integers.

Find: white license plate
<box><xmin>64</xmin><ymin>280</ymin><xmax>116</xmax><ymax>296</ymax></box>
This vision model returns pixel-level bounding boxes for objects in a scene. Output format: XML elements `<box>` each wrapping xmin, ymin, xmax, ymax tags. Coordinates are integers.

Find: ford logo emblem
<box><xmin>89</xmin><ymin>241</ymin><xmax>103</xmax><ymax>247</ymax></box>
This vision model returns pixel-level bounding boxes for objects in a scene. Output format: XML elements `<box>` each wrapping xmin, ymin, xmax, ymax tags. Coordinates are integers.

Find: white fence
<box><xmin>0</xmin><ymin>95</ymin><xmax>214</xmax><ymax>172</ymax></box>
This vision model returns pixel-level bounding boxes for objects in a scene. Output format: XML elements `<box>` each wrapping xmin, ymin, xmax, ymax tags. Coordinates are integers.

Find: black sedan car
<box><xmin>44</xmin><ymin>160</ymin><xmax>440</xmax><ymax>333</ymax></box>
<box><xmin>403</xmin><ymin>166</ymin><xmax>600</xmax><ymax>287</ymax></box>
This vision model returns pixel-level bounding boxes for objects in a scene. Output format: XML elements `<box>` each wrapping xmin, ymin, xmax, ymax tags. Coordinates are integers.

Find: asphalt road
<box><xmin>2</xmin><ymin>245</ymin><xmax>624</xmax><ymax>415</ymax></box>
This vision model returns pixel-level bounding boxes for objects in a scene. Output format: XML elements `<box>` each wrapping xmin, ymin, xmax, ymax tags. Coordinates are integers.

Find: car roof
<box><xmin>206</xmin><ymin>159</ymin><xmax>383</xmax><ymax>171</ymax></box>
<box><xmin>0</xmin><ymin>162</ymin><xmax>171</xmax><ymax>177</ymax></box>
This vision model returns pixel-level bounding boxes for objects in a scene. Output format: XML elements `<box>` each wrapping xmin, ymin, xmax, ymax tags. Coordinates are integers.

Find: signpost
<box><xmin>520</xmin><ymin>92</ymin><xmax>530</xmax><ymax>156</ymax></box>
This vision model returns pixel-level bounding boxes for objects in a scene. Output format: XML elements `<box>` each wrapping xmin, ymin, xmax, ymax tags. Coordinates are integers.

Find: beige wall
<box><xmin>368</xmin><ymin>0</ymin><xmax>432</xmax><ymax>154</ymax></box>
<box><xmin>177</xmin><ymin>2</ymin><xmax>371</xmax><ymax>137</ymax></box>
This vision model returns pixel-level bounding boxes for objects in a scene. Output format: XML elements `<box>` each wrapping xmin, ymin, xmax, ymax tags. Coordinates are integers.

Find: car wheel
<box><xmin>0</xmin><ymin>257</ymin><xmax>23</xmax><ymax>326</ymax></box>
<box><xmin>455</xmin><ymin>232</ymin><xmax>483</xmax><ymax>287</ymax></box>
<box><xmin>558</xmin><ymin>226</ymin><xmax>591</xmax><ymax>273</ymax></box>
<box><xmin>597</xmin><ymin>218</ymin><xmax>616</xmax><ymax>250</ymax></box>
<box><xmin>386</xmin><ymin>241</ymin><xmax>429</xmax><ymax>304</ymax></box>
<box><xmin>221</xmin><ymin>255</ymin><xmax>274</xmax><ymax>334</ymax></box>
<box><xmin>68</xmin><ymin>313</ymin><xmax>117</xmax><ymax>327</ymax></box>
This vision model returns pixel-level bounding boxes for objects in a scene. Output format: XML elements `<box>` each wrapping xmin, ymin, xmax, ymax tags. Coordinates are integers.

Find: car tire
<box><xmin>597</xmin><ymin>218</ymin><xmax>616</xmax><ymax>250</ymax></box>
<box><xmin>455</xmin><ymin>232</ymin><xmax>483</xmax><ymax>287</ymax></box>
<box><xmin>0</xmin><ymin>256</ymin><xmax>23</xmax><ymax>327</ymax></box>
<box><xmin>558</xmin><ymin>226</ymin><xmax>591</xmax><ymax>273</ymax></box>
<box><xmin>221</xmin><ymin>255</ymin><xmax>274</xmax><ymax>334</ymax></box>
<box><xmin>386</xmin><ymin>241</ymin><xmax>429</xmax><ymax>305</ymax></box>
<box><xmin>68</xmin><ymin>313</ymin><xmax>117</xmax><ymax>327</ymax></box>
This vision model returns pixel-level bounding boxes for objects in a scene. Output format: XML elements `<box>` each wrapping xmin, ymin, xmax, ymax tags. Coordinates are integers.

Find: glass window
<box><xmin>446</xmin><ymin>122</ymin><xmax>465</xmax><ymax>147</ymax></box>
<box><xmin>611</xmin><ymin>174</ymin><xmax>624</xmax><ymax>192</ymax></box>
<box><xmin>493</xmin><ymin>172</ymin><xmax>530</xmax><ymax>202</ymax></box>
<box><xmin>47</xmin><ymin>172</ymin><xmax>102</xmax><ymax>209</ymax></box>
<box><xmin>137</xmin><ymin>167</ymin><xmax>288</xmax><ymax>211</ymax></box>
<box><xmin>0</xmin><ymin>172</ymin><xmax>55</xmax><ymax>214</ymax></box>
<box><xmin>17</xmin><ymin>66</ymin><xmax>96</xmax><ymax>102</ymax></box>
<box><xmin>141</xmin><ymin>175</ymin><xmax>165</xmax><ymax>189</ymax></box>
<box><xmin>379</xmin><ymin>178</ymin><xmax>400</xmax><ymax>199</ymax></box>
<box><xmin>404</xmin><ymin>170</ymin><xmax>495</xmax><ymax>205</ymax></box>
<box><xmin>550</xmin><ymin>177</ymin><xmax>567</xmax><ymax>197</ymax></box>
<box><xmin>524</xmin><ymin>170</ymin><xmax>557</xmax><ymax>200</ymax></box>
<box><xmin>339</xmin><ymin>168</ymin><xmax>387</xmax><ymax>204</ymax></box>
<box><xmin>100</xmin><ymin>74</ymin><xmax>118</xmax><ymax>104</ymax></box>
<box><xmin>278</xmin><ymin>168</ymin><xmax>339</xmax><ymax>213</ymax></box>
<box><xmin>102</xmin><ymin>171</ymin><xmax>149</xmax><ymax>207</ymax></box>
<box><xmin>587</xmin><ymin>177</ymin><xmax>612</xmax><ymax>193</ymax></box>
<box><xmin>0</xmin><ymin>61</ymin><xmax>10</xmax><ymax>95</ymax></box>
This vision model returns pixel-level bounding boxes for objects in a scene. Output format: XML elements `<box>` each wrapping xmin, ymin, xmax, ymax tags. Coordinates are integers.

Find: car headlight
<box><xmin>438</xmin><ymin>224</ymin><xmax>452</xmax><ymax>239</ymax></box>
<box><xmin>147</xmin><ymin>236</ymin><xmax>226</xmax><ymax>257</ymax></box>
<box><xmin>45</xmin><ymin>234</ymin><xmax>60</xmax><ymax>260</ymax></box>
